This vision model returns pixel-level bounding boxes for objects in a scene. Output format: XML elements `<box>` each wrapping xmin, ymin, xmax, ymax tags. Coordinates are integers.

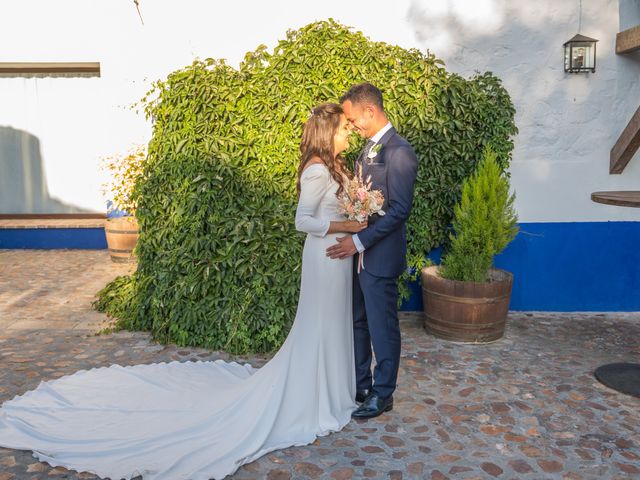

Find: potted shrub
<box><xmin>101</xmin><ymin>145</ymin><xmax>146</xmax><ymax>263</ymax></box>
<box><xmin>421</xmin><ymin>147</ymin><xmax>519</xmax><ymax>343</ymax></box>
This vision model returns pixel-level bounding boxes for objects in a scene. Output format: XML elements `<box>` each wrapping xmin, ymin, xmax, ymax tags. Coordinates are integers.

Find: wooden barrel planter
<box><xmin>104</xmin><ymin>217</ymin><xmax>139</xmax><ymax>263</ymax></box>
<box><xmin>421</xmin><ymin>266</ymin><xmax>513</xmax><ymax>343</ymax></box>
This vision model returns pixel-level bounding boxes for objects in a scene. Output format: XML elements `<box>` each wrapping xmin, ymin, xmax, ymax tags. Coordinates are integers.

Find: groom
<box><xmin>327</xmin><ymin>82</ymin><xmax>418</xmax><ymax>419</ymax></box>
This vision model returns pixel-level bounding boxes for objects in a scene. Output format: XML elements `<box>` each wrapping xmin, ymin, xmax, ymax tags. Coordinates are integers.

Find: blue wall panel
<box><xmin>0</xmin><ymin>228</ymin><xmax>107</xmax><ymax>249</ymax></box>
<box><xmin>2</xmin><ymin>221</ymin><xmax>639</xmax><ymax>311</ymax></box>
<box><xmin>401</xmin><ymin>222</ymin><xmax>640</xmax><ymax>312</ymax></box>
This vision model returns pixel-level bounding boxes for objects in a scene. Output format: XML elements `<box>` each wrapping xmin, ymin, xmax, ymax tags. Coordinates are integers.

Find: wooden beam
<box><xmin>616</xmin><ymin>25</ymin><xmax>640</xmax><ymax>54</ymax></box>
<box><xmin>610</xmin><ymin>104</ymin><xmax>640</xmax><ymax>174</ymax></box>
<box><xmin>0</xmin><ymin>62</ymin><xmax>100</xmax><ymax>77</ymax></box>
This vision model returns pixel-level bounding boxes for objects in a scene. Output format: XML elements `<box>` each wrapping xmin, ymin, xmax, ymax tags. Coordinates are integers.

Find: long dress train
<box><xmin>0</xmin><ymin>163</ymin><xmax>356</xmax><ymax>480</ymax></box>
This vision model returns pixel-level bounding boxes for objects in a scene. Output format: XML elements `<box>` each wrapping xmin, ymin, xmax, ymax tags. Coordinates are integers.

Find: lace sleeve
<box><xmin>295</xmin><ymin>165</ymin><xmax>331</xmax><ymax>237</ymax></box>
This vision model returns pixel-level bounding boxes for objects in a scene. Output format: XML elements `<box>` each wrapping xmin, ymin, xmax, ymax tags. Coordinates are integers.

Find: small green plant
<box><xmin>93</xmin><ymin>275</ymin><xmax>139</xmax><ymax>330</ymax></box>
<box><xmin>101</xmin><ymin>145</ymin><xmax>147</xmax><ymax>216</ymax></box>
<box><xmin>440</xmin><ymin>147</ymin><xmax>519</xmax><ymax>283</ymax></box>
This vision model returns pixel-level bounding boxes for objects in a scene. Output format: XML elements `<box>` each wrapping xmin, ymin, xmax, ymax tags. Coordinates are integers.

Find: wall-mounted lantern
<box><xmin>563</xmin><ymin>34</ymin><xmax>598</xmax><ymax>73</ymax></box>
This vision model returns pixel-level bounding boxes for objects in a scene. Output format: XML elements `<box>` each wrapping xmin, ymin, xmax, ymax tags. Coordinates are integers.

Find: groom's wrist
<box><xmin>352</xmin><ymin>234</ymin><xmax>365</xmax><ymax>253</ymax></box>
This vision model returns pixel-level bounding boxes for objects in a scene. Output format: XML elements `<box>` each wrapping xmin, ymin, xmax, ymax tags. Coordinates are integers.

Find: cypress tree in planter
<box><xmin>421</xmin><ymin>147</ymin><xmax>519</xmax><ymax>343</ymax></box>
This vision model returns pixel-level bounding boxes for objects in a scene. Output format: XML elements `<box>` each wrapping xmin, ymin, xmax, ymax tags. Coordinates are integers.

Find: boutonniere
<box><xmin>366</xmin><ymin>144</ymin><xmax>383</xmax><ymax>164</ymax></box>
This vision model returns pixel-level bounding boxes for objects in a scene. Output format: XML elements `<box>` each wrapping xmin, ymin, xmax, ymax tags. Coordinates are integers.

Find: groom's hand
<box><xmin>326</xmin><ymin>236</ymin><xmax>357</xmax><ymax>259</ymax></box>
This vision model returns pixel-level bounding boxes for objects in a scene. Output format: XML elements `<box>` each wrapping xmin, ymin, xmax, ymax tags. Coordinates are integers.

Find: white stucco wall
<box><xmin>1</xmin><ymin>0</ymin><xmax>638</xmax><ymax>221</ymax></box>
<box><xmin>409</xmin><ymin>0</ymin><xmax>640</xmax><ymax>222</ymax></box>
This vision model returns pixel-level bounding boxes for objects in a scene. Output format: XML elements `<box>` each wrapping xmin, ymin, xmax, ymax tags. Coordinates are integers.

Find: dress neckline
<box><xmin>302</xmin><ymin>163</ymin><xmax>328</xmax><ymax>175</ymax></box>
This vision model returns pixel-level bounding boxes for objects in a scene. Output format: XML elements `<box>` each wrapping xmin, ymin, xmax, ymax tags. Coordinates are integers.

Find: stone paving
<box><xmin>0</xmin><ymin>249</ymin><xmax>639</xmax><ymax>480</ymax></box>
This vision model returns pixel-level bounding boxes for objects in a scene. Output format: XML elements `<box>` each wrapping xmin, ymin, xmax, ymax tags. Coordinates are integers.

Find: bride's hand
<box><xmin>344</xmin><ymin>220</ymin><xmax>368</xmax><ymax>233</ymax></box>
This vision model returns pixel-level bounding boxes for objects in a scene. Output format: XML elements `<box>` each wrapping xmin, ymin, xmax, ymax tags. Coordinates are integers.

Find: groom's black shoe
<box><xmin>351</xmin><ymin>393</ymin><xmax>393</xmax><ymax>419</ymax></box>
<box><xmin>355</xmin><ymin>389</ymin><xmax>371</xmax><ymax>403</ymax></box>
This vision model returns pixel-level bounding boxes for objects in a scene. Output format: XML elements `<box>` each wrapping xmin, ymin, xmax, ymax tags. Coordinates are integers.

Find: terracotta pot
<box><xmin>421</xmin><ymin>265</ymin><xmax>513</xmax><ymax>343</ymax></box>
<box><xmin>104</xmin><ymin>217</ymin><xmax>139</xmax><ymax>263</ymax></box>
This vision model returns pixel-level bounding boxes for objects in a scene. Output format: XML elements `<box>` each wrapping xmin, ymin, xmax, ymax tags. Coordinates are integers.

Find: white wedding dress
<box><xmin>0</xmin><ymin>164</ymin><xmax>356</xmax><ymax>480</ymax></box>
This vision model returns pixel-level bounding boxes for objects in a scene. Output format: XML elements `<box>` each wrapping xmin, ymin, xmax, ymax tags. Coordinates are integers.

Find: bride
<box><xmin>0</xmin><ymin>103</ymin><xmax>366</xmax><ymax>479</ymax></box>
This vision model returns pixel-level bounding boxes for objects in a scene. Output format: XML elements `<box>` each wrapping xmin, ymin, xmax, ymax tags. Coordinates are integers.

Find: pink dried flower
<box><xmin>337</xmin><ymin>164</ymin><xmax>386</xmax><ymax>222</ymax></box>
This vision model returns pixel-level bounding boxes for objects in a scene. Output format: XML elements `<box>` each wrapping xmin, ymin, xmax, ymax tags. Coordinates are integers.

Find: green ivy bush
<box><xmin>95</xmin><ymin>19</ymin><xmax>517</xmax><ymax>353</ymax></box>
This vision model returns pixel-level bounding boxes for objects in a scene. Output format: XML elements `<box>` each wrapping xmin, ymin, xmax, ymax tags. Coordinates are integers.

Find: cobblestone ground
<box><xmin>0</xmin><ymin>250</ymin><xmax>639</xmax><ymax>480</ymax></box>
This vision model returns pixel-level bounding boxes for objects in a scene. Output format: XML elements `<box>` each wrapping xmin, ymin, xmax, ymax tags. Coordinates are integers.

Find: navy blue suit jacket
<box><xmin>356</xmin><ymin>127</ymin><xmax>418</xmax><ymax>278</ymax></box>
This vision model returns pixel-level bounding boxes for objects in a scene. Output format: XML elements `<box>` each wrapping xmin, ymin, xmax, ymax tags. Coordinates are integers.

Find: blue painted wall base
<box><xmin>0</xmin><ymin>228</ymin><xmax>107</xmax><ymax>249</ymax></box>
<box><xmin>2</xmin><ymin>221</ymin><xmax>638</xmax><ymax>311</ymax></box>
<box><xmin>401</xmin><ymin>221</ymin><xmax>640</xmax><ymax>312</ymax></box>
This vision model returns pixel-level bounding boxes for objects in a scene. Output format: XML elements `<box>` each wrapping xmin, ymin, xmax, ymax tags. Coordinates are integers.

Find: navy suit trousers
<box><xmin>352</xmin><ymin>261</ymin><xmax>401</xmax><ymax>400</ymax></box>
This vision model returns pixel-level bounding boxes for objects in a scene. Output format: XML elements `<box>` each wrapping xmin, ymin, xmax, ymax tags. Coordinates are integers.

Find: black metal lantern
<box><xmin>564</xmin><ymin>34</ymin><xmax>598</xmax><ymax>73</ymax></box>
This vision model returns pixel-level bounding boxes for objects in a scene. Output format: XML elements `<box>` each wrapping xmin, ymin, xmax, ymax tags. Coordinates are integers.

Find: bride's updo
<box><xmin>297</xmin><ymin>103</ymin><xmax>349</xmax><ymax>196</ymax></box>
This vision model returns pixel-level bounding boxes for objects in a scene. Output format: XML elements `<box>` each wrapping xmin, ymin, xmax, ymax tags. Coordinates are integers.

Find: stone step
<box><xmin>0</xmin><ymin>218</ymin><xmax>105</xmax><ymax>229</ymax></box>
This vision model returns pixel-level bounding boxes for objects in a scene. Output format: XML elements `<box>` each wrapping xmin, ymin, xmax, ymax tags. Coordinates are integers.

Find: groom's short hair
<box><xmin>340</xmin><ymin>83</ymin><xmax>384</xmax><ymax>111</ymax></box>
